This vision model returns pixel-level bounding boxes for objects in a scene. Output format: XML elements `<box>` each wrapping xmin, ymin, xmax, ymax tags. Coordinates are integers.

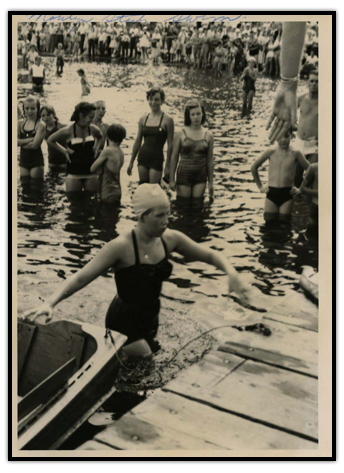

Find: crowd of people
<box><xmin>19</xmin><ymin>21</ymin><xmax>319</xmax><ymax>78</ymax></box>
<box><xmin>20</xmin><ymin>22</ymin><xmax>319</xmax><ymax>358</ymax></box>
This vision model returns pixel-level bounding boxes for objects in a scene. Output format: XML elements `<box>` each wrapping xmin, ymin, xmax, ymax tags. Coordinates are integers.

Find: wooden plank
<box><xmin>266</xmin><ymin>291</ymin><xmax>318</xmax><ymax>332</ymax></box>
<box><xmin>95</xmin><ymin>413</ymin><xmax>228</xmax><ymax>450</ymax></box>
<box><xmin>68</xmin><ymin>333</ymin><xmax>85</xmax><ymax>371</ymax></box>
<box><xmin>77</xmin><ymin>440</ymin><xmax>118</xmax><ymax>451</ymax></box>
<box><xmin>18</xmin><ymin>323</ymin><xmax>36</xmax><ymax>378</ymax></box>
<box><xmin>164</xmin><ymin>360</ymin><xmax>318</xmax><ymax>442</ymax></box>
<box><xmin>218</xmin><ymin>342</ymin><xmax>317</xmax><ymax>378</ymax></box>
<box><xmin>224</xmin><ymin>320</ymin><xmax>318</xmax><ymax>377</ymax></box>
<box><xmin>18</xmin><ymin>358</ymin><xmax>76</xmax><ymax>421</ymax></box>
<box><xmin>132</xmin><ymin>389</ymin><xmax>316</xmax><ymax>450</ymax></box>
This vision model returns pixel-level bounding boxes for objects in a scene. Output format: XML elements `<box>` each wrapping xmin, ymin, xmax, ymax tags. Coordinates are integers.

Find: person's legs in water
<box><xmin>247</xmin><ymin>90</ymin><xmax>255</xmax><ymax>115</ymax></box>
<box><xmin>264</xmin><ymin>197</ymin><xmax>279</xmax><ymax>222</ymax></box>
<box><xmin>30</xmin><ymin>166</ymin><xmax>44</xmax><ymax>180</ymax></box>
<box><xmin>176</xmin><ymin>184</ymin><xmax>192</xmax><ymax>199</ymax></box>
<box><xmin>138</xmin><ymin>166</ymin><xmax>150</xmax><ymax>185</ymax></box>
<box><xmin>191</xmin><ymin>182</ymin><xmax>207</xmax><ymax>199</ymax></box>
<box><xmin>149</xmin><ymin>168</ymin><xmax>162</xmax><ymax>184</ymax></box>
<box><xmin>242</xmin><ymin>91</ymin><xmax>248</xmax><ymax>118</ymax></box>
<box><xmin>84</xmin><ymin>176</ymin><xmax>99</xmax><ymax>193</ymax></box>
<box><xmin>65</xmin><ymin>177</ymin><xmax>84</xmax><ymax>193</ymax></box>
<box><xmin>279</xmin><ymin>199</ymin><xmax>294</xmax><ymax>224</ymax></box>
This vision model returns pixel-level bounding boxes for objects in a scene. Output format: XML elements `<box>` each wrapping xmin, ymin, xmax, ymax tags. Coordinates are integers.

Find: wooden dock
<box><xmin>78</xmin><ymin>289</ymin><xmax>318</xmax><ymax>451</ymax></box>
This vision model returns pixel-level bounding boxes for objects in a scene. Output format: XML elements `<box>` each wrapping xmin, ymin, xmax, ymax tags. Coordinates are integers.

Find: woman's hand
<box><xmin>260</xmin><ymin>184</ymin><xmax>269</xmax><ymax>194</ymax></box>
<box><xmin>208</xmin><ymin>183</ymin><xmax>214</xmax><ymax>199</ymax></box>
<box><xmin>127</xmin><ymin>163</ymin><xmax>133</xmax><ymax>176</ymax></box>
<box><xmin>21</xmin><ymin>302</ymin><xmax>54</xmax><ymax>324</ymax></box>
<box><xmin>169</xmin><ymin>179</ymin><xmax>176</xmax><ymax>192</ymax></box>
<box><xmin>290</xmin><ymin>186</ymin><xmax>301</xmax><ymax>197</ymax></box>
<box><xmin>266</xmin><ymin>80</ymin><xmax>298</xmax><ymax>143</ymax></box>
<box><xmin>228</xmin><ymin>272</ymin><xmax>250</xmax><ymax>305</ymax></box>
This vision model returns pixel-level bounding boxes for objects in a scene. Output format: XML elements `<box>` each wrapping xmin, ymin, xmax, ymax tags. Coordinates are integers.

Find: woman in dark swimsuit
<box><xmin>23</xmin><ymin>184</ymin><xmax>248</xmax><ymax>358</ymax></box>
<box><xmin>17</xmin><ymin>96</ymin><xmax>46</xmax><ymax>179</ymax></box>
<box><xmin>170</xmin><ymin>100</ymin><xmax>214</xmax><ymax>201</ymax></box>
<box><xmin>47</xmin><ymin>102</ymin><xmax>103</xmax><ymax>193</ymax></box>
<box><xmin>40</xmin><ymin>105</ymin><xmax>67</xmax><ymax>172</ymax></box>
<box><xmin>240</xmin><ymin>57</ymin><xmax>258</xmax><ymax>118</ymax></box>
<box><xmin>127</xmin><ymin>87</ymin><xmax>174</xmax><ymax>185</ymax></box>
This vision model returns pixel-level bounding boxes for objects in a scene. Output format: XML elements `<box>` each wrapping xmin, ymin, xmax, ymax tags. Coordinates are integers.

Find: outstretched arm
<box><xmin>128</xmin><ymin>119</ymin><xmax>144</xmax><ymax>175</ymax></box>
<box><xmin>171</xmin><ymin>230</ymin><xmax>249</xmax><ymax>302</ymax></box>
<box><xmin>163</xmin><ymin>117</ymin><xmax>175</xmax><ymax>179</ymax></box>
<box><xmin>22</xmin><ymin>239</ymin><xmax>122</xmax><ymax>323</ymax></box>
<box><xmin>90</xmin><ymin>149</ymin><xmax>108</xmax><ymax>174</ymax></box>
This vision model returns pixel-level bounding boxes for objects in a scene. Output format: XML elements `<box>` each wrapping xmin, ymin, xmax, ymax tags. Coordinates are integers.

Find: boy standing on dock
<box><xmin>251</xmin><ymin>130</ymin><xmax>310</xmax><ymax>222</ymax></box>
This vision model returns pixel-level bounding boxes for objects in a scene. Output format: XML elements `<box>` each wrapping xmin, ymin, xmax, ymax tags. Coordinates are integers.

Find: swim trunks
<box><xmin>176</xmin><ymin>129</ymin><xmax>208</xmax><ymax>187</ymax></box>
<box><xmin>294</xmin><ymin>136</ymin><xmax>318</xmax><ymax>156</ymax></box>
<box><xmin>19</xmin><ymin>119</ymin><xmax>44</xmax><ymax>171</ymax></box>
<box><xmin>137</xmin><ymin>113</ymin><xmax>168</xmax><ymax>172</ymax></box>
<box><xmin>266</xmin><ymin>187</ymin><xmax>293</xmax><ymax>207</ymax></box>
<box><xmin>106</xmin><ymin>230</ymin><xmax>173</xmax><ymax>347</ymax></box>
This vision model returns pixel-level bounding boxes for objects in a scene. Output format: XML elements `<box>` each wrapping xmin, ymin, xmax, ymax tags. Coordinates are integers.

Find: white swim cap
<box><xmin>132</xmin><ymin>184</ymin><xmax>170</xmax><ymax>218</ymax></box>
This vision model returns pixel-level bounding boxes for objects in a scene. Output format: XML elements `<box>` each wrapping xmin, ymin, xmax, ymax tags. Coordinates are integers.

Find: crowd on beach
<box><xmin>19</xmin><ymin>22</ymin><xmax>319</xmax><ymax>357</ymax></box>
<box><xmin>19</xmin><ymin>21</ymin><xmax>319</xmax><ymax>77</ymax></box>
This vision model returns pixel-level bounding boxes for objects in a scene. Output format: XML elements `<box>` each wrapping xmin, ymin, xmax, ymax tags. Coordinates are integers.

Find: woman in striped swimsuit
<box><xmin>170</xmin><ymin>100</ymin><xmax>214</xmax><ymax>202</ymax></box>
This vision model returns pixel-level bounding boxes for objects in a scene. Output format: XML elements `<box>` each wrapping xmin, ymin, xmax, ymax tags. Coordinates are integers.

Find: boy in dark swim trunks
<box><xmin>29</xmin><ymin>56</ymin><xmax>45</xmax><ymax>94</ymax></box>
<box><xmin>251</xmin><ymin>130</ymin><xmax>310</xmax><ymax>222</ymax></box>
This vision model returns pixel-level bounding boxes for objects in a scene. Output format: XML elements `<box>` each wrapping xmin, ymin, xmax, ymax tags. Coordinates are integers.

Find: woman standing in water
<box><xmin>40</xmin><ymin>105</ymin><xmax>67</xmax><ymax>172</ymax></box>
<box><xmin>23</xmin><ymin>184</ymin><xmax>248</xmax><ymax>357</ymax></box>
<box><xmin>127</xmin><ymin>87</ymin><xmax>174</xmax><ymax>185</ymax></box>
<box><xmin>17</xmin><ymin>96</ymin><xmax>45</xmax><ymax>180</ymax></box>
<box><xmin>170</xmin><ymin>100</ymin><xmax>214</xmax><ymax>202</ymax></box>
<box><xmin>47</xmin><ymin>102</ymin><xmax>103</xmax><ymax>193</ymax></box>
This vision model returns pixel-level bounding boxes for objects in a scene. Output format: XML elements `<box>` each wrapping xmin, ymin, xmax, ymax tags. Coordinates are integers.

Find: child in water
<box><xmin>29</xmin><ymin>56</ymin><xmax>45</xmax><ymax>94</ymax></box>
<box><xmin>251</xmin><ymin>130</ymin><xmax>310</xmax><ymax>222</ymax></box>
<box><xmin>300</xmin><ymin>162</ymin><xmax>318</xmax><ymax>229</ymax></box>
<box><xmin>55</xmin><ymin>43</ymin><xmax>64</xmax><ymax>76</ymax></box>
<box><xmin>240</xmin><ymin>57</ymin><xmax>258</xmax><ymax>117</ymax></box>
<box><xmin>90</xmin><ymin>124</ymin><xmax>126</xmax><ymax>204</ymax></box>
<box><xmin>77</xmin><ymin>69</ymin><xmax>91</xmax><ymax>96</ymax></box>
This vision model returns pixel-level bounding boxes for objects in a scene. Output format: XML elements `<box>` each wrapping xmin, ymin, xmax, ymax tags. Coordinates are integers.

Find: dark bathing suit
<box><xmin>309</xmin><ymin>203</ymin><xmax>318</xmax><ymax>223</ymax></box>
<box><xmin>176</xmin><ymin>129</ymin><xmax>208</xmax><ymax>186</ymax></box>
<box><xmin>267</xmin><ymin>187</ymin><xmax>293</xmax><ymax>208</ymax></box>
<box><xmin>137</xmin><ymin>113</ymin><xmax>168</xmax><ymax>172</ymax></box>
<box><xmin>106</xmin><ymin>230</ymin><xmax>173</xmax><ymax>348</ymax></box>
<box><xmin>66</xmin><ymin>124</ymin><xmax>95</xmax><ymax>176</ymax></box>
<box><xmin>243</xmin><ymin>72</ymin><xmax>256</xmax><ymax>94</ymax></box>
<box><xmin>99</xmin><ymin>165</ymin><xmax>121</xmax><ymax>203</ymax></box>
<box><xmin>19</xmin><ymin>119</ymin><xmax>44</xmax><ymax>171</ymax></box>
<box><xmin>45</xmin><ymin>124</ymin><xmax>67</xmax><ymax>167</ymax></box>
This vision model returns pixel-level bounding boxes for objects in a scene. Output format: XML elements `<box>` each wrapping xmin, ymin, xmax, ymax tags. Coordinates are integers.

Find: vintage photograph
<box><xmin>12</xmin><ymin>13</ymin><xmax>332</xmax><ymax>457</ymax></box>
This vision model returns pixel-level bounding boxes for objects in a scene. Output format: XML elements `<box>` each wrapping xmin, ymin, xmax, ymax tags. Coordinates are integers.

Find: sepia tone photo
<box><xmin>11</xmin><ymin>13</ymin><xmax>333</xmax><ymax>458</ymax></box>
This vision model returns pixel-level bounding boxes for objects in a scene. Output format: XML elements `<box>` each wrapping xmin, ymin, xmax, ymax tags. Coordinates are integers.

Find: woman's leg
<box><xmin>242</xmin><ymin>91</ymin><xmax>248</xmax><ymax>117</ymax></box>
<box><xmin>149</xmin><ymin>169</ymin><xmax>162</xmax><ymax>184</ymax></box>
<box><xmin>30</xmin><ymin>166</ymin><xmax>44</xmax><ymax>179</ymax></box>
<box><xmin>279</xmin><ymin>199</ymin><xmax>294</xmax><ymax>222</ymax></box>
<box><xmin>84</xmin><ymin>176</ymin><xmax>99</xmax><ymax>193</ymax></box>
<box><xmin>138</xmin><ymin>166</ymin><xmax>150</xmax><ymax>184</ymax></box>
<box><xmin>191</xmin><ymin>182</ymin><xmax>207</xmax><ymax>199</ymax></box>
<box><xmin>20</xmin><ymin>166</ymin><xmax>30</xmax><ymax>178</ymax></box>
<box><xmin>176</xmin><ymin>184</ymin><xmax>192</xmax><ymax>199</ymax></box>
<box><xmin>65</xmin><ymin>177</ymin><xmax>84</xmax><ymax>192</ymax></box>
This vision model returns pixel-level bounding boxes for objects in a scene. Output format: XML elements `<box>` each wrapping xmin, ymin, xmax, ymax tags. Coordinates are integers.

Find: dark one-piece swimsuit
<box><xmin>106</xmin><ymin>230</ymin><xmax>173</xmax><ymax>349</ymax></box>
<box><xmin>45</xmin><ymin>123</ymin><xmax>68</xmax><ymax>167</ymax></box>
<box><xmin>176</xmin><ymin>129</ymin><xmax>208</xmax><ymax>186</ymax></box>
<box><xmin>137</xmin><ymin>113</ymin><xmax>168</xmax><ymax>172</ymax></box>
<box><xmin>266</xmin><ymin>187</ymin><xmax>293</xmax><ymax>208</ymax></box>
<box><xmin>66</xmin><ymin>123</ymin><xmax>95</xmax><ymax>177</ymax></box>
<box><xmin>19</xmin><ymin>119</ymin><xmax>44</xmax><ymax>171</ymax></box>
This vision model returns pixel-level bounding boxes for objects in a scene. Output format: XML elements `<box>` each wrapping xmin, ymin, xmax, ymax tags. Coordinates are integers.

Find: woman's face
<box><xmin>189</xmin><ymin>106</ymin><xmax>203</xmax><ymax>127</ymax></box>
<box><xmin>143</xmin><ymin>205</ymin><xmax>170</xmax><ymax>237</ymax></box>
<box><xmin>79</xmin><ymin>111</ymin><xmax>95</xmax><ymax>127</ymax></box>
<box><xmin>148</xmin><ymin>92</ymin><xmax>163</xmax><ymax>112</ymax></box>
<box><xmin>24</xmin><ymin>102</ymin><xmax>37</xmax><ymax>119</ymax></box>
<box><xmin>40</xmin><ymin>110</ymin><xmax>54</xmax><ymax>125</ymax></box>
<box><xmin>95</xmin><ymin>102</ymin><xmax>106</xmax><ymax>119</ymax></box>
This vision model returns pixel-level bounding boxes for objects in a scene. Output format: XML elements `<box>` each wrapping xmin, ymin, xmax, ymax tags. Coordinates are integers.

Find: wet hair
<box><xmin>70</xmin><ymin>102</ymin><xmax>96</xmax><ymax>122</ymax></box>
<box><xmin>107</xmin><ymin>124</ymin><xmax>127</xmax><ymax>144</ymax></box>
<box><xmin>184</xmin><ymin>100</ymin><xmax>206</xmax><ymax>126</ymax></box>
<box><xmin>77</xmin><ymin>68</ymin><xmax>86</xmax><ymax>76</ymax></box>
<box><xmin>146</xmin><ymin>87</ymin><xmax>165</xmax><ymax>103</ymax></box>
<box><xmin>40</xmin><ymin>105</ymin><xmax>58</xmax><ymax>122</ymax></box>
<box><xmin>23</xmin><ymin>96</ymin><xmax>40</xmax><ymax>117</ymax></box>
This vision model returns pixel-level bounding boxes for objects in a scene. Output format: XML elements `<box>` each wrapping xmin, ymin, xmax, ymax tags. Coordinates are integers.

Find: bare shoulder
<box><xmin>139</xmin><ymin>113</ymin><xmax>149</xmax><ymax>124</ymax></box>
<box><xmin>107</xmin><ymin>233</ymin><xmax>133</xmax><ymax>253</ymax></box>
<box><xmin>162</xmin><ymin>228</ymin><xmax>181</xmax><ymax>252</ymax></box>
<box><xmin>37</xmin><ymin>120</ymin><xmax>46</xmax><ymax>130</ymax></box>
<box><xmin>164</xmin><ymin>113</ymin><xmax>174</xmax><ymax>124</ymax></box>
